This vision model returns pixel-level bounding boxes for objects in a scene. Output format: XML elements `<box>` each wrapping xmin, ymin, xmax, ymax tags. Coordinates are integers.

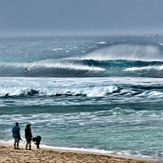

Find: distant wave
<box><xmin>0</xmin><ymin>59</ymin><xmax>103</xmax><ymax>71</ymax></box>
<box><xmin>0</xmin><ymin>43</ymin><xmax>163</xmax><ymax>78</ymax></box>
<box><xmin>1</xmin><ymin>58</ymin><xmax>163</xmax><ymax>77</ymax></box>
<box><xmin>0</xmin><ymin>59</ymin><xmax>105</xmax><ymax>77</ymax></box>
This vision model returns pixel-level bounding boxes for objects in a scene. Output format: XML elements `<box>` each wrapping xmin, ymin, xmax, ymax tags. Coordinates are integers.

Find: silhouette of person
<box><xmin>33</xmin><ymin>135</ymin><xmax>41</xmax><ymax>149</ymax></box>
<box><xmin>25</xmin><ymin>124</ymin><xmax>32</xmax><ymax>150</ymax></box>
<box><xmin>12</xmin><ymin>122</ymin><xmax>21</xmax><ymax>149</ymax></box>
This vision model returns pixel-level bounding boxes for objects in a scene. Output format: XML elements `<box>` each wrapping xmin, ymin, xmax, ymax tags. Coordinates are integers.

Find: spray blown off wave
<box><xmin>1</xmin><ymin>37</ymin><xmax>163</xmax><ymax>78</ymax></box>
<box><xmin>84</xmin><ymin>44</ymin><xmax>162</xmax><ymax>61</ymax></box>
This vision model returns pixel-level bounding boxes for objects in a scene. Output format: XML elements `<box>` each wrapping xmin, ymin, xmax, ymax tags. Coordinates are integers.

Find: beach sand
<box><xmin>0</xmin><ymin>144</ymin><xmax>159</xmax><ymax>163</ymax></box>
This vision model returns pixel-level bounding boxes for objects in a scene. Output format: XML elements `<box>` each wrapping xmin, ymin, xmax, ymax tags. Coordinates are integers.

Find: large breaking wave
<box><xmin>1</xmin><ymin>44</ymin><xmax>163</xmax><ymax>78</ymax></box>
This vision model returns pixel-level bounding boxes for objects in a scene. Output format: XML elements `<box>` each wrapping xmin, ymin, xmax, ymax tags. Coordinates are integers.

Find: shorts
<box><xmin>26</xmin><ymin>137</ymin><xmax>32</xmax><ymax>141</ymax></box>
<box><xmin>13</xmin><ymin>134</ymin><xmax>19</xmax><ymax>139</ymax></box>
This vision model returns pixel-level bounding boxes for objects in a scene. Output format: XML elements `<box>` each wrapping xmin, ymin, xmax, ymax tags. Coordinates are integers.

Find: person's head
<box><xmin>15</xmin><ymin>122</ymin><xmax>19</xmax><ymax>126</ymax></box>
<box><xmin>26</xmin><ymin>124</ymin><xmax>31</xmax><ymax>128</ymax></box>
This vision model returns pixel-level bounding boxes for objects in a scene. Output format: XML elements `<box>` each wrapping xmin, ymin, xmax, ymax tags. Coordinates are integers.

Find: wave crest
<box><xmin>84</xmin><ymin>44</ymin><xmax>162</xmax><ymax>61</ymax></box>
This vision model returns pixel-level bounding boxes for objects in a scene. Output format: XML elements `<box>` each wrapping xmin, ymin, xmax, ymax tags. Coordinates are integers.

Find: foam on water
<box><xmin>0</xmin><ymin>106</ymin><xmax>162</xmax><ymax>161</ymax></box>
<box><xmin>0</xmin><ymin>77</ymin><xmax>163</xmax><ymax>103</ymax></box>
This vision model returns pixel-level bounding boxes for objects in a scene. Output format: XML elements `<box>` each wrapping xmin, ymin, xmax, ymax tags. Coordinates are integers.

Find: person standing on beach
<box><xmin>12</xmin><ymin>122</ymin><xmax>21</xmax><ymax>149</ymax></box>
<box><xmin>25</xmin><ymin>124</ymin><xmax>32</xmax><ymax>150</ymax></box>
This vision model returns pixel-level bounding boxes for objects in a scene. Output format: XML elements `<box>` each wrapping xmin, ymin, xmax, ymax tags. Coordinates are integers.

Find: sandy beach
<box><xmin>0</xmin><ymin>144</ymin><xmax>159</xmax><ymax>163</ymax></box>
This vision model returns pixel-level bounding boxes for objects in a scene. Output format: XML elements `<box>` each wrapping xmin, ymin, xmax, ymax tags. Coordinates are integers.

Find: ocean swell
<box><xmin>1</xmin><ymin>59</ymin><xmax>163</xmax><ymax>77</ymax></box>
<box><xmin>0</xmin><ymin>43</ymin><xmax>163</xmax><ymax>78</ymax></box>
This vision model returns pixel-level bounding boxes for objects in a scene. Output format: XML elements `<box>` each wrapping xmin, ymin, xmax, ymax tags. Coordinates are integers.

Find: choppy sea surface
<box><xmin>0</xmin><ymin>35</ymin><xmax>163</xmax><ymax>161</ymax></box>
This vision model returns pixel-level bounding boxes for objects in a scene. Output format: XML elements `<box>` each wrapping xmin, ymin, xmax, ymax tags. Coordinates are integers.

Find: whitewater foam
<box><xmin>124</xmin><ymin>65</ymin><xmax>163</xmax><ymax>71</ymax></box>
<box><xmin>0</xmin><ymin>59</ymin><xmax>105</xmax><ymax>72</ymax></box>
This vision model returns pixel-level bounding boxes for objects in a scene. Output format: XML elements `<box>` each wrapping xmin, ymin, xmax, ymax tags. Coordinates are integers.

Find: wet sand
<box><xmin>0</xmin><ymin>144</ymin><xmax>159</xmax><ymax>163</ymax></box>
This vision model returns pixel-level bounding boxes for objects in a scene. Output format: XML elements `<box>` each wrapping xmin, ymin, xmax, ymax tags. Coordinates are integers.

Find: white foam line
<box><xmin>0</xmin><ymin>60</ymin><xmax>105</xmax><ymax>72</ymax></box>
<box><xmin>0</xmin><ymin>140</ymin><xmax>156</xmax><ymax>161</ymax></box>
<box><xmin>124</xmin><ymin>65</ymin><xmax>163</xmax><ymax>71</ymax></box>
<box><xmin>0</xmin><ymin>140</ymin><xmax>114</xmax><ymax>155</ymax></box>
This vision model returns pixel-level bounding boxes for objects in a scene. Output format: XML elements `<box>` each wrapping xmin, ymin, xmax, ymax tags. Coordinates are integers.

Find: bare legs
<box><xmin>26</xmin><ymin>141</ymin><xmax>31</xmax><ymax>150</ymax></box>
<box><xmin>14</xmin><ymin>138</ymin><xmax>19</xmax><ymax>149</ymax></box>
<box><xmin>36</xmin><ymin>142</ymin><xmax>40</xmax><ymax>149</ymax></box>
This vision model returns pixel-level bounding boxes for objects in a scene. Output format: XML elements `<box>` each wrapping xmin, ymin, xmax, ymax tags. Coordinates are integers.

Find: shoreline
<box><xmin>0</xmin><ymin>143</ymin><xmax>159</xmax><ymax>163</ymax></box>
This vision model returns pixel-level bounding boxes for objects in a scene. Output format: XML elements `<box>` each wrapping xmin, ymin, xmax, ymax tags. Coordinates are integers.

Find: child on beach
<box><xmin>33</xmin><ymin>135</ymin><xmax>41</xmax><ymax>149</ymax></box>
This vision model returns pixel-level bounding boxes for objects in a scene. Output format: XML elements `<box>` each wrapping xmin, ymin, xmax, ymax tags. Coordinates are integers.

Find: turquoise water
<box><xmin>0</xmin><ymin>35</ymin><xmax>163</xmax><ymax>161</ymax></box>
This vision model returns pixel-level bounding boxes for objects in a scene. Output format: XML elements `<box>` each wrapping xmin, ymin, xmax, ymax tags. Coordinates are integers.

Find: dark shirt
<box><xmin>33</xmin><ymin>136</ymin><xmax>41</xmax><ymax>142</ymax></box>
<box><xmin>25</xmin><ymin>128</ymin><xmax>32</xmax><ymax>138</ymax></box>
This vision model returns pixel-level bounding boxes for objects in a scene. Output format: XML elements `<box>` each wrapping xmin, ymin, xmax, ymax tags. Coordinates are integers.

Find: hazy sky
<box><xmin>0</xmin><ymin>0</ymin><xmax>163</xmax><ymax>35</ymax></box>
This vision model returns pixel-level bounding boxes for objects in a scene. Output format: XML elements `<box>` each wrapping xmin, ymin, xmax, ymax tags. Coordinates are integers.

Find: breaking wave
<box><xmin>0</xmin><ymin>44</ymin><xmax>163</xmax><ymax>78</ymax></box>
<box><xmin>1</xmin><ymin>77</ymin><xmax>163</xmax><ymax>99</ymax></box>
<box><xmin>1</xmin><ymin>60</ymin><xmax>163</xmax><ymax>78</ymax></box>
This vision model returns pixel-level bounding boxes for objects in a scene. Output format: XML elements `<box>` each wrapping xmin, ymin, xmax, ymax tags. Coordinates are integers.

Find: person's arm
<box><xmin>30</xmin><ymin>129</ymin><xmax>33</xmax><ymax>138</ymax></box>
<box><xmin>18</xmin><ymin>127</ymin><xmax>21</xmax><ymax>139</ymax></box>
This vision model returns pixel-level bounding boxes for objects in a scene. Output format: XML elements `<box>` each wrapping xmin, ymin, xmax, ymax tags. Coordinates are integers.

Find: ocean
<box><xmin>0</xmin><ymin>35</ymin><xmax>163</xmax><ymax>161</ymax></box>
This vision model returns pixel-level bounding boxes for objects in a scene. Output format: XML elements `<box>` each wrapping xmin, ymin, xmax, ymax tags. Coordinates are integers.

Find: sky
<box><xmin>0</xmin><ymin>0</ymin><xmax>163</xmax><ymax>36</ymax></box>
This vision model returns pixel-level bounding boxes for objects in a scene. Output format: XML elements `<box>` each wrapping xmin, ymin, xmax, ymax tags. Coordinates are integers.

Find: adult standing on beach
<box><xmin>12</xmin><ymin>122</ymin><xmax>21</xmax><ymax>149</ymax></box>
<box><xmin>25</xmin><ymin>124</ymin><xmax>32</xmax><ymax>150</ymax></box>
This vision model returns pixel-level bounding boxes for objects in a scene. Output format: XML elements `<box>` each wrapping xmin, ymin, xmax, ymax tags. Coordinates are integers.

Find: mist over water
<box><xmin>85</xmin><ymin>44</ymin><xmax>162</xmax><ymax>61</ymax></box>
<box><xmin>1</xmin><ymin>35</ymin><xmax>163</xmax><ymax>161</ymax></box>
